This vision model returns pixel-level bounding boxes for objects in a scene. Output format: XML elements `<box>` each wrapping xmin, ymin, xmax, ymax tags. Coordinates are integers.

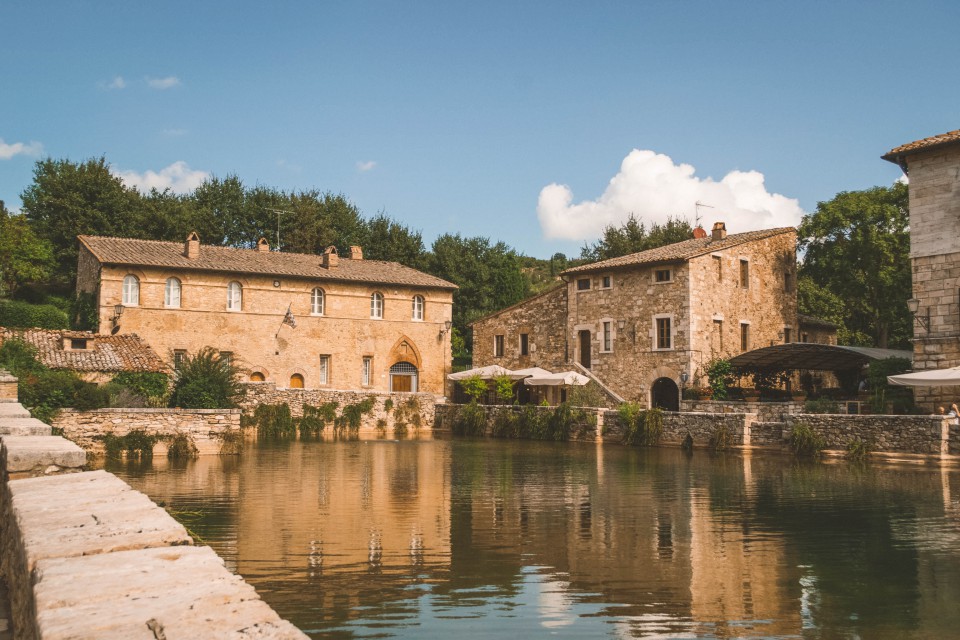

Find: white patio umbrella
<box><xmin>511</xmin><ymin>367</ymin><xmax>553</xmax><ymax>378</ymax></box>
<box><xmin>523</xmin><ymin>371</ymin><xmax>590</xmax><ymax>386</ymax></box>
<box><xmin>887</xmin><ymin>366</ymin><xmax>960</xmax><ymax>386</ymax></box>
<box><xmin>448</xmin><ymin>365</ymin><xmax>526</xmax><ymax>381</ymax></box>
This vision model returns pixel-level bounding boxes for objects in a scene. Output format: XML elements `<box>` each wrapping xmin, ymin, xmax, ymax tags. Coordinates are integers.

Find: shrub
<box><xmin>0</xmin><ymin>300</ymin><xmax>68</xmax><ymax>329</ymax></box>
<box><xmin>298</xmin><ymin>402</ymin><xmax>337</xmax><ymax>437</ymax></box>
<box><xmin>392</xmin><ymin>396</ymin><xmax>422</xmax><ymax>435</ymax></box>
<box><xmin>618</xmin><ymin>403</ymin><xmax>663</xmax><ymax>447</ymax></box>
<box><xmin>790</xmin><ymin>423</ymin><xmax>826</xmax><ymax>457</ymax></box>
<box><xmin>804</xmin><ymin>398</ymin><xmax>840</xmax><ymax>414</ymax></box>
<box><xmin>219</xmin><ymin>430</ymin><xmax>243</xmax><ymax>454</ymax></box>
<box><xmin>709</xmin><ymin>424</ymin><xmax>733</xmax><ymax>451</ymax></box>
<box><xmin>167</xmin><ymin>434</ymin><xmax>198</xmax><ymax>460</ymax></box>
<box><xmin>251</xmin><ymin>403</ymin><xmax>296</xmax><ymax>438</ymax></box>
<box><xmin>102</xmin><ymin>429</ymin><xmax>158</xmax><ymax>459</ymax></box>
<box><xmin>846</xmin><ymin>437</ymin><xmax>871</xmax><ymax>462</ymax></box>
<box><xmin>0</xmin><ymin>338</ymin><xmax>46</xmax><ymax>377</ymax></box>
<box><xmin>492</xmin><ymin>374</ymin><xmax>515</xmax><ymax>404</ymax></box>
<box><xmin>490</xmin><ymin>408</ymin><xmax>520</xmax><ymax>438</ymax></box>
<box><xmin>335</xmin><ymin>397</ymin><xmax>376</xmax><ymax>433</ymax></box>
<box><xmin>169</xmin><ymin>347</ymin><xmax>244</xmax><ymax>409</ymax></box>
<box><xmin>567</xmin><ymin>381</ymin><xmax>608</xmax><ymax>408</ymax></box>
<box><xmin>111</xmin><ymin>372</ymin><xmax>170</xmax><ymax>406</ymax></box>
<box><xmin>706</xmin><ymin>359</ymin><xmax>734</xmax><ymax>401</ymax></box>
<box><xmin>452</xmin><ymin>402</ymin><xmax>487</xmax><ymax>436</ymax></box>
<box><xmin>459</xmin><ymin>375</ymin><xmax>487</xmax><ymax>403</ymax></box>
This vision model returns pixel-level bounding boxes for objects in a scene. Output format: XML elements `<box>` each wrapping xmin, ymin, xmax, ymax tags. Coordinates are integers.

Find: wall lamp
<box><xmin>906</xmin><ymin>298</ymin><xmax>929</xmax><ymax>331</ymax></box>
<box><xmin>438</xmin><ymin>320</ymin><xmax>452</xmax><ymax>339</ymax></box>
<box><xmin>112</xmin><ymin>304</ymin><xmax>124</xmax><ymax>324</ymax></box>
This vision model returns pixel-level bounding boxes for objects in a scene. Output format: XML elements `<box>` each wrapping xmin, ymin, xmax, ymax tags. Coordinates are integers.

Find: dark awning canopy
<box><xmin>728</xmin><ymin>343</ymin><xmax>913</xmax><ymax>371</ymax></box>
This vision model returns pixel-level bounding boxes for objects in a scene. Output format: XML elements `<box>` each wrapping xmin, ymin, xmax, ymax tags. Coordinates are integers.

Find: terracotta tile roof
<box><xmin>78</xmin><ymin>235</ymin><xmax>458</xmax><ymax>290</ymax></box>
<box><xmin>0</xmin><ymin>328</ymin><xmax>167</xmax><ymax>374</ymax></box>
<box><xmin>561</xmin><ymin>227</ymin><xmax>796</xmax><ymax>275</ymax></box>
<box><xmin>882</xmin><ymin>129</ymin><xmax>960</xmax><ymax>166</ymax></box>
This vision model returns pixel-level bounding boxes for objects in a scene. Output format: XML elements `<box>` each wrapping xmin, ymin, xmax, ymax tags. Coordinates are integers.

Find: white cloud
<box><xmin>0</xmin><ymin>138</ymin><xmax>43</xmax><ymax>160</ymax></box>
<box><xmin>537</xmin><ymin>149</ymin><xmax>805</xmax><ymax>241</ymax></box>
<box><xmin>100</xmin><ymin>76</ymin><xmax>127</xmax><ymax>89</ymax></box>
<box><xmin>114</xmin><ymin>161</ymin><xmax>209</xmax><ymax>193</ymax></box>
<box><xmin>356</xmin><ymin>160</ymin><xmax>377</xmax><ymax>172</ymax></box>
<box><xmin>146</xmin><ymin>76</ymin><xmax>181</xmax><ymax>90</ymax></box>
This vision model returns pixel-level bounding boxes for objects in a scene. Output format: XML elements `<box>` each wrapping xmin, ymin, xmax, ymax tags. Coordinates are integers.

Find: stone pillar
<box><xmin>0</xmin><ymin>370</ymin><xmax>17</xmax><ymax>403</ymax></box>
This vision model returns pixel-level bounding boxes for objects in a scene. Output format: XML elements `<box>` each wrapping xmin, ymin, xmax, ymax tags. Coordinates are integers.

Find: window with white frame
<box><xmin>601</xmin><ymin>275</ymin><xmax>612</xmax><ymax>289</ymax></box>
<box><xmin>370</xmin><ymin>292</ymin><xmax>384</xmax><ymax>319</ymax></box>
<box><xmin>311</xmin><ymin>288</ymin><xmax>325</xmax><ymax>315</ymax></box>
<box><xmin>602</xmin><ymin>321</ymin><xmax>613</xmax><ymax>352</ymax></box>
<box><xmin>227</xmin><ymin>281</ymin><xmax>242</xmax><ymax>311</ymax></box>
<box><xmin>362</xmin><ymin>356</ymin><xmax>372</xmax><ymax>386</ymax></box>
<box><xmin>164</xmin><ymin>277</ymin><xmax>181</xmax><ymax>308</ymax></box>
<box><xmin>122</xmin><ymin>274</ymin><xmax>139</xmax><ymax>306</ymax></box>
<box><xmin>319</xmin><ymin>355</ymin><xmax>330</xmax><ymax>385</ymax></box>
<box><xmin>654</xmin><ymin>316</ymin><xmax>672</xmax><ymax>350</ymax></box>
<box><xmin>654</xmin><ymin>269</ymin><xmax>672</xmax><ymax>283</ymax></box>
<box><xmin>412</xmin><ymin>295</ymin><xmax>424</xmax><ymax>321</ymax></box>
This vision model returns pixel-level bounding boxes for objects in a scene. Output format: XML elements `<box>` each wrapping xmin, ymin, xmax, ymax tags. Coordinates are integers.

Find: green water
<box><xmin>106</xmin><ymin>437</ymin><xmax>960</xmax><ymax>638</ymax></box>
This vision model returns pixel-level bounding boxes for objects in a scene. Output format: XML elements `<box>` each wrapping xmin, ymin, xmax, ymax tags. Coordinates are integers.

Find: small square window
<box><xmin>70</xmin><ymin>338</ymin><xmax>88</xmax><ymax>350</ymax></box>
<box><xmin>655</xmin><ymin>269</ymin><xmax>672</xmax><ymax>283</ymax></box>
<box><xmin>601</xmin><ymin>276</ymin><xmax>612</xmax><ymax>289</ymax></box>
<box><xmin>577</xmin><ymin>278</ymin><xmax>591</xmax><ymax>291</ymax></box>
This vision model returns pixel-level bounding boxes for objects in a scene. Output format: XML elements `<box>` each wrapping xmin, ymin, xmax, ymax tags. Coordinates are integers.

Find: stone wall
<box><xmin>785</xmin><ymin>414</ymin><xmax>950</xmax><ymax>456</ymax></box>
<box><xmin>432</xmin><ymin>403</ymin><xmax>600</xmax><ymax>441</ymax></box>
<box><xmin>240</xmin><ymin>382</ymin><xmax>438</xmax><ymax>435</ymax></box>
<box><xmin>599</xmin><ymin>410</ymin><xmax>750</xmax><ymax>447</ymax></box>
<box><xmin>52</xmin><ymin>408</ymin><xmax>241</xmax><ymax>457</ymax></box>
<box><xmin>80</xmin><ymin>244</ymin><xmax>454</xmax><ymax>395</ymax></box>
<box><xmin>681</xmin><ymin>399</ymin><xmax>803</xmax><ymax>423</ymax></box>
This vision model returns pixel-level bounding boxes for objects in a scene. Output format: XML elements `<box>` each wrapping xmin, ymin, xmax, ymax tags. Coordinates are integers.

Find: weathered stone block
<box><xmin>0</xmin><ymin>436</ymin><xmax>85</xmax><ymax>476</ymax></box>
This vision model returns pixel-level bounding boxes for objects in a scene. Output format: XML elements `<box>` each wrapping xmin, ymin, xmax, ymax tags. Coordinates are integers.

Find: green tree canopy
<box><xmin>0</xmin><ymin>202</ymin><xmax>55</xmax><ymax>297</ymax></box>
<box><xmin>581</xmin><ymin>214</ymin><xmax>693</xmax><ymax>261</ymax></box>
<box><xmin>797</xmin><ymin>183</ymin><xmax>911</xmax><ymax>349</ymax></box>
<box><xmin>20</xmin><ymin>157</ymin><xmax>142</xmax><ymax>283</ymax></box>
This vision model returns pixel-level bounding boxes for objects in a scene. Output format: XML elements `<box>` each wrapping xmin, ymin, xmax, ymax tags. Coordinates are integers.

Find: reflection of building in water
<box><xmin>235</xmin><ymin>441</ymin><xmax>451</xmax><ymax>618</ymax></box>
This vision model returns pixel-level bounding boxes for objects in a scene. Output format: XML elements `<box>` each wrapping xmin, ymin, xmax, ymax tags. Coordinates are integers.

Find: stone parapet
<box><xmin>52</xmin><ymin>408</ymin><xmax>242</xmax><ymax>457</ymax></box>
<box><xmin>0</xmin><ymin>370</ymin><xmax>16</xmax><ymax>403</ymax></box>
<box><xmin>785</xmin><ymin>414</ymin><xmax>949</xmax><ymax>456</ymax></box>
<box><xmin>681</xmin><ymin>399</ymin><xmax>803</xmax><ymax>423</ymax></box>
<box><xmin>0</xmin><ymin>436</ymin><xmax>85</xmax><ymax>480</ymax></box>
<box><xmin>240</xmin><ymin>383</ymin><xmax>438</xmax><ymax>435</ymax></box>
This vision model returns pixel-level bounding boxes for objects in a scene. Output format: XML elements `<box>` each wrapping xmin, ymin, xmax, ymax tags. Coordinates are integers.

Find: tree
<box><xmin>169</xmin><ymin>347</ymin><xmax>245</xmax><ymax>409</ymax></box>
<box><xmin>20</xmin><ymin>157</ymin><xmax>142</xmax><ymax>284</ymax></box>
<box><xmin>798</xmin><ymin>183</ymin><xmax>911</xmax><ymax>349</ymax></box>
<box><xmin>428</xmin><ymin>234</ymin><xmax>529</xmax><ymax>349</ymax></box>
<box><xmin>0</xmin><ymin>202</ymin><xmax>55</xmax><ymax>297</ymax></box>
<box><xmin>360</xmin><ymin>213</ymin><xmax>428</xmax><ymax>269</ymax></box>
<box><xmin>581</xmin><ymin>214</ymin><xmax>693</xmax><ymax>261</ymax></box>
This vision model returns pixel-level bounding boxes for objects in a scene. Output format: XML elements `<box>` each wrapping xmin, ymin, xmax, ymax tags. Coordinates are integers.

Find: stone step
<box><xmin>33</xmin><ymin>545</ymin><xmax>308</xmax><ymax>639</ymax></box>
<box><xmin>0</xmin><ymin>436</ymin><xmax>85</xmax><ymax>477</ymax></box>
<box><xmin>0</xmin><ymin>418</ymin><xmax>52</xmax><ymax>436</ymax></box>
<box><xmin>0</xmin><ymin>404</ymin><xmax>30</xmax><ymax>420</ymax></box>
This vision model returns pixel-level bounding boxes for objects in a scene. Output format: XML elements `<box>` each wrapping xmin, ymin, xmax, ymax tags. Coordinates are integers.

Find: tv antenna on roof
<box><xmin>264</xmin><ymin>208</ymin><xmax>296</xmax><ymax>250</ymax></box>
<box><xmin>694</xmin><ymin>201</ymin><xmax>714</xmax><ymax>228</ymax></box>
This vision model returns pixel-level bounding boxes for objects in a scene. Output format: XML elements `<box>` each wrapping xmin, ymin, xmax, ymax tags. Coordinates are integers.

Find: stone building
<box><xmin>473</xmin><ymin>223</ymin><xmax>798</xmax><ymax>409</ymax></box>
<box><xmin>883</xmin><ymin>129</ymin><xmax>960</xmax><ymax>409</ymax></box>
<box><xmin>0</xmin><ymin>327</ymin><xmax>166</xmax><ymax>384</ymax></box>
<box><xmin>77</xmin><ymin>234</ymin><xmax>457</xmax><ymax>394</ymax></box>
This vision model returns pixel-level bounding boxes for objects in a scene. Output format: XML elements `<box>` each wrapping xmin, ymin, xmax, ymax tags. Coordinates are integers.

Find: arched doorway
<box><xmin>651</xmin><ymin>377</ymin><xmax>679</xmax><ymax>411</ymax></box>
<box><xmin>390</xmin><ymin>361</ymin><xmax>418</xmax><ymax>392</ymax></box>
<box><xmin>249</xmin><ymin>372</ymin><xmax>265</xmax><ymax>382</ymax></box>
<box><xmin>289</xmin><ymin>373</ymin><xmax>305</xmax><ymax>388</ymax></box>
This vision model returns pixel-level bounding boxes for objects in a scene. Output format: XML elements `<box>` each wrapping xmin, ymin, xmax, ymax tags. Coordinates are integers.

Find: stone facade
<box><xmin>884</xmin><ymin>132</ymin><xmax>960</xmax><ymax>411</ymax></box>
<box><xmin>52</xmin><ymin>408</ymin><xmax>241</xmax><ymax>457</ymax></box>
<box><xmin>77</xmin><ymin>235</ymin><xmax>455</xmax><ymax>395</ymax></box>
<box><xmin>473</xmin><ymin>225</ymin><xmax>798</xmax><ymax>408</ymax></box>
<box><xmin>239</xmin><ymin>382</ymin><xmax>438</xmax><ymax>434</ymax></box>
<box><xmin>471</xmin><ymin>286</ymin><xmax>568</xmax><ymax>371</ymax></box>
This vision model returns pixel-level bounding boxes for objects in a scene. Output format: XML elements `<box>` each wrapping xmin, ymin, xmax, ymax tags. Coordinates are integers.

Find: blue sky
<box><xmin>2</xmin><ymin>1</ymin><xmax>957</xmax><ymax>258</ymax></box>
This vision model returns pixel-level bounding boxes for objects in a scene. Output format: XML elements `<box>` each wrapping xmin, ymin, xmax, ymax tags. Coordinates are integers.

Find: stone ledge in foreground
<box><xmin>0</xmin><ymin>436</ymin><xmax>85</xmax><ymax>477</ymax></box>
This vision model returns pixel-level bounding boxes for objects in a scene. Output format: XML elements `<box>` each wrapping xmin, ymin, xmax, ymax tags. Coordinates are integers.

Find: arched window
<box><xmin>227</xmin><ymin>281</ymin><xmax>242</xmax><ymax>311</ymax></box>
<box><xmin>249</xmin><ymin>372</ymin><xmax>265</xmax><ymax>382</ymax></box>
<box><xmin>164</xmin><ymin>277</ymin><xmax>181</xmax><ymax>308</ymax></box>
<box><xmin>311</xmin><ymin>288</ymin><xmax>325</xmax><ymax>315</ymax></box>
<box><xmin>389</xmin><ymin>361</ymin><xmax>418</xmax><ymax>393</ymax></box>
<box><xmin>370</xmin><ymin>292</ymin><xmax>384</xmax><ymax>319</ymax></box>
<box><xmin>412</xmin><ymin>295</ymin><xmax>424</xmax><ymax>321</ymax></box>
<box><xmin>122</xmin><ymin>275</ymin><xmax>139</xmax><ymax>306</ymax></box>
<box><xmin>290</xmin><ymin>373</ymin><xmax>305</xmax><ymax>388</ymax></box>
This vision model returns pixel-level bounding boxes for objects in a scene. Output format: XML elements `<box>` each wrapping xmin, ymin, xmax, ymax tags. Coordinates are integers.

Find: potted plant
<box><xmin>742</xmin><ymin>388</ymin><xmax>761</xmax><ymax>402</ymax></box>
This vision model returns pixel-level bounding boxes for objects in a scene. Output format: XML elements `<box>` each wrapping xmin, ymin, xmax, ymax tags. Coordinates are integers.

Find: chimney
<box><xmin>711</xmin><ymin>222</ymin><xmax>727</xmax><ymax>241</ymax></box>
<box><xmin>184</xmin><ymin>231</ymin><xmax>200</xmax><ymax>259</ymax></box>
<box><xmin>348</xmin><ymin>245</ymin><xmax>363</xmax><ymax>260</ymax></box>
<box><xmin>256</xmin><ymin>237</ymin><xmax>270</xmax><ymax>252</ymax></box>
<box><xmin>321</xmin><ymin>245</ymin><xmax>339</xmax><ymax>269</ymax></box>
<box><xmin>692</xmin><ymin>226</ymin><xmax>707</xmax><ymax>239</ymax></box>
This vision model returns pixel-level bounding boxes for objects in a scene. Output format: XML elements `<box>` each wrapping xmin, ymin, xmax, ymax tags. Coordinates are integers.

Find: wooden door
<box><xmin>579</xmin><ymin>330</ymin><xmax>592</xmax><ymax>369</ymax></box>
